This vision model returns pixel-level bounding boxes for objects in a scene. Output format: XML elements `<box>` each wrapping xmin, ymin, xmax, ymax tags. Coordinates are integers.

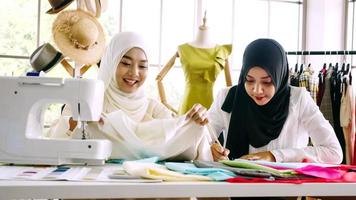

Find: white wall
<box><xmin>305</xmin><ymin>0</ymin><xmax>346</xmax><ymax>68</ymax></box>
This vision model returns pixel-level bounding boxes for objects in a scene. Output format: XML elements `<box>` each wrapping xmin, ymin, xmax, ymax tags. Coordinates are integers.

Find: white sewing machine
<box><xmin>0</xmin><ymin>76</ymin><xmax>112</xmax><ymax>165</ymax></box>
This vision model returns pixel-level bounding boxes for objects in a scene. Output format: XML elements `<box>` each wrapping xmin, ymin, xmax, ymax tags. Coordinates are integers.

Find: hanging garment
<box><xmin>320</xmin><ymin>66</ymin><xmax>335</xmax><ymax>128</ymax></box>
<box><xmin>178</xmin><ymin>43</ymin><xmax>232</xmax><ymax>114</ymax></box>
<box><xmin>289</xmin><ymin>65</ymin><xmax>318</xmax><ymax>102</ymax></box>
<box><xmin>297</xmin><ymin>65</ymin><xmax>318</xmax><ymax>102</ymax></box>
<box><xmin>317</xmin><ymin>66</ymin><xmax>327</xmax><ymax>106</ymax></box>
<box><xmin>330</xmin><ymin>69</ymin><xmax>346</xmax><ymax>164</ymax></box>
<box><xmin>317</xmin><ymin>71</ymin><xmax>324</xmax><ymax>106</ymax></box>
<box><xmin>289</xmin><ymin>65</ymin><xmax>300</xmax><ymax>87</ymax></box>
<box><xmin>299</xmin><ymin>69</ymin><xmax>309</xmax><ymax>88</ymax></box>
<box><xmin>309</xmin><ymin>75</ymin><xmax>319</xmax><ymax>102</ymax></box>
<box><xmin>340</xmin><ymin>76</ymin><xmax>355</xmax><ymax>164</ymax></box>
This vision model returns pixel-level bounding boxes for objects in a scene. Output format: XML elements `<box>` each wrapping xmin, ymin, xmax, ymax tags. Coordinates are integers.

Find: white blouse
<box><xmin>208</xmin><ymin>86</ymin><xmax>343</xmax><ymax>164</ymax></box>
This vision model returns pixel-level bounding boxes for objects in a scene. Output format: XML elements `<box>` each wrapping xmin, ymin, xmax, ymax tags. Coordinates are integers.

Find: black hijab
<box><xmin>221</xmin><ymin>39</ymin><xmax>291</xmax><ymax>159</ymax></box>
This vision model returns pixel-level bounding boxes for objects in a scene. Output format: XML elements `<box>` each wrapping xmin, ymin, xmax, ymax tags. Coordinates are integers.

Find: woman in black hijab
<box><xmin>208</xmin><ymin>38</ymin><xmax>342</xmax><ymax>164</ymax></box>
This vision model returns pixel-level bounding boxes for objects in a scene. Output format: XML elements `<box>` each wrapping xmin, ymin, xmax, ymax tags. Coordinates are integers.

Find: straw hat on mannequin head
<box><xmin>52</xmin><ymin>9</ymin><xmax>105</xmax><ymax>65</ymax></box>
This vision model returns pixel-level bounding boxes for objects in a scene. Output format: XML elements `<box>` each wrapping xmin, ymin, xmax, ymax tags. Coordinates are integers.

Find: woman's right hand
<box><xmin>68</xmin><ymin>117</ymin><xmax>77</xmax><ymax>131</ymax></box>
<box><xmin>186</xmin><ymin>103</ymin><xmax>209</xmax><ymax>125</ymax></box>
<box><xmin>211</xmin><ymin>143</ymin><xmax>230</xmax><ymax>161</ymax></box>
<box><xmin>69</xmin><ymin>117</ymin><xmax>104</xmax><ymax>131</ymax></box>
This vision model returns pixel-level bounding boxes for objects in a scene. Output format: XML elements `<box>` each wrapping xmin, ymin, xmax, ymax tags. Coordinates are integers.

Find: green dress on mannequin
<box><xmin>178</xmin><ymin>43</ymin><xmax>232</xmax><ymax>114</ymax></box>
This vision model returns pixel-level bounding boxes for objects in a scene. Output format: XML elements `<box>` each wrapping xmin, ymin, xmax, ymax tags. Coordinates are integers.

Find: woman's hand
<box><xmin>69</xmin><ymin>117</ymin><xmax>104</xmax><ymax>131</ymax></box>
<box><xmin>211</xmin><ymin>143</ymin><xmax>230</xmax><ymax>161</ymax></box>
<box><xmin>239</xmin><ymin>151</ymin><xmax>276</xmax><ymax>162</ymax></box>
<box><xmin>68</xmin><ymin>117</ymin><xmax>77</xmax><ymax>131</ymax></box>
<box><xmin>186</xmin><ymin>103</ymin><xmax>209</xmax><ymax>125</ymax></box>
<box><xmin>98</xmin><ymin>117</ymin><xmax>104</xmax><ymax>125</ymax></box>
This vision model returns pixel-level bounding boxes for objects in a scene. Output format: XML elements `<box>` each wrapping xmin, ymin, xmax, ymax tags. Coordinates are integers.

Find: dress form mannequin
<box><xmin>156</xmin><ymin>14</ymin><xmax>232</xmax><ymax>115</ymax></box>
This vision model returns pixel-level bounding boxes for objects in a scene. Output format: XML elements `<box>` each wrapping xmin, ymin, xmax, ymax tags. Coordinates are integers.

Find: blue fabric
<box><xmin>165</xmin><ymin>162</ymin><xmax>235</xmax><ymax>181</ymax></box>
<box><xmin>134</xmin><ymin>157</ymin><xmax>160</xmax><ymax>163</ymax></box>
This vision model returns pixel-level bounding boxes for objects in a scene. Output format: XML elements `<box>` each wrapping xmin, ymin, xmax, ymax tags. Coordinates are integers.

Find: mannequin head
<box><xmin>189</xmin><ymin>13</ymin><xmax>216</xmax><ymax>48</ymax></box>
<box><xmin>199</xmin><ymin>12</ymin><xmax>208</xmax><ymax>30</ymax></box>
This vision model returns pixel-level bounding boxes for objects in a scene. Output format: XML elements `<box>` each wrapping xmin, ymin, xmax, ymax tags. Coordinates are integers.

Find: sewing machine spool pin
<box><xmin>81</xmin><ymin>121</ymin><xmax>87</xmax><ymax>140</ymax></box>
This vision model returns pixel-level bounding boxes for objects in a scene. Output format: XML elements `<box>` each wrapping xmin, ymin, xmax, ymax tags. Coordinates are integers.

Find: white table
<box><xmin>1</xmin><ymin>180</ymin><xmax>356</xmax><ymax>199</ymax></box>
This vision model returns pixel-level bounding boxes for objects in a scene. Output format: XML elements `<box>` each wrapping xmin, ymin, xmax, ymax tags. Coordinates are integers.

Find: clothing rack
<box><xmin>287</xmin><ymin>50</ymin><xmax>356</xmax><ymax>55</ymax></box>
<box><xmin>287</xmin><ymin>50</ymin><xmax>356</xmax><ymax>68</ymax></box>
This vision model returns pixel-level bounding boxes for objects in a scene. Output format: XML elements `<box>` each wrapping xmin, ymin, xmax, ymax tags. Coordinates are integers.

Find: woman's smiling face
<box><xmin>115</xmin><ymin>47</ymin><xmax>148</xmax><ymax>93</ymax></box>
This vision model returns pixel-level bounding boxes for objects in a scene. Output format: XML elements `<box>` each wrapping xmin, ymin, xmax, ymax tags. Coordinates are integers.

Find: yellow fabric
<box><xmin>178</xmin><ymin>43</ymin><xmax>232</xmax><ymax>114</ymax></box>
<box><xmin>122</xmin><ymin>161</ymin><xmax>211</xmax><ymax>181</ymax></box>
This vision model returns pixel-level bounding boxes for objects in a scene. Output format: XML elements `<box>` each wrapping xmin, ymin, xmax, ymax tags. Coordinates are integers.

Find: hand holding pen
<box><xmin>211</xmin><ymin>143</ymin><xmax>230</xmax><ymax>161</ymax></box>
<box><xmin>207</xmin><ymin>123</ymin><xmax>230</xmax><ymax>161</ymax></box>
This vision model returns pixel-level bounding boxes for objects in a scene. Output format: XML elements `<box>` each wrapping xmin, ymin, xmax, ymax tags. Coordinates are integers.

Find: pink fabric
<box><xmin>226</xmin><ymin>173</ymin><xmax>356</xmax><ymax>184</ymax></box>
<box><xmin>226</xmin><ymin>177</ymin><xmax>337</xmax><ymax>184</ymax></box>
<box><xmin>295</xmin><ymin>165</ymin><xmax>345</xmax><ymax>179</ymax></box>
<box><xmin>343</xmin><ymin>172</ymin><xmax>356</xmax><ymax>182</ymax></box>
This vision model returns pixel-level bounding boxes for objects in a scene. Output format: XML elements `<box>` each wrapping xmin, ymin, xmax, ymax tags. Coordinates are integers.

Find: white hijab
<box><xmin>98</xmin><ymin>32</ymin><xmax>149</xmax><ymax>122</ymax></box>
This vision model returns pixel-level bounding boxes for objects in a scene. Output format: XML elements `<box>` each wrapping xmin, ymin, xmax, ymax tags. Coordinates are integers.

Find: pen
<box><xmin>206</xmin><ymin>123</ymin><xmax>223</xmax><ymax>148</ymax></box>
<box><xmin>206</xmin><ymin>123</ymin><xmax>230</xmax><ymax>160</ymax></box>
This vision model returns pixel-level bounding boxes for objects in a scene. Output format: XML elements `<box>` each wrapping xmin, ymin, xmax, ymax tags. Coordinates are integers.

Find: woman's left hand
<box><xmin>186</xmin><ymin>103</ymin><xmax>209</xmax><ymax>125</ymax></box>
<box><xmin>239</xmin><ymin>151</ymin><xmax>276</xmax><ymax>162</ymax></box>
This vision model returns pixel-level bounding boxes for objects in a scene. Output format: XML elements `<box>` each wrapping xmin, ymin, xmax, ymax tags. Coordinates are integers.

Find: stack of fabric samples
<box><xmin>118</xmin><ymin>157</ymin><xmax>356</xmax><ymax>183</ymax></box>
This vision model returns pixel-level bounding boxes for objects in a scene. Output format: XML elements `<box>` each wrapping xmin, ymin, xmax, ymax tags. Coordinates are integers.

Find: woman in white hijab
<box><xmin>49</xmin><ymin>32</ymin><xmax>212</xmax><ymax>161</ymax></box>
